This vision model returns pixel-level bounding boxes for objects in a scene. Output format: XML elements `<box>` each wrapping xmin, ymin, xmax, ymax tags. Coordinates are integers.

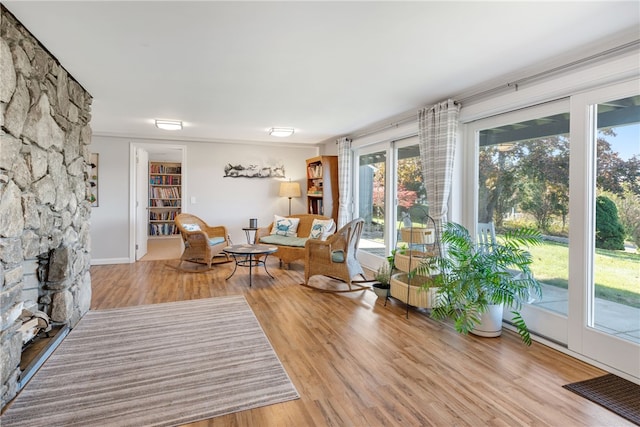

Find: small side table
<box><xmin>242</xmin><ymin>227</ymin><xmax>259</xmax><ymax>244</ymax></box>
<box><xmin>223</xmin><ymin>244</ymin><xmax>278</xmax><ymax>287</ymax></box>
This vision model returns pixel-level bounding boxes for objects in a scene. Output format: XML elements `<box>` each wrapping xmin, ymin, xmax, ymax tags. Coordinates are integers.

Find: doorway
<box><xmin>129</xmin><ymin>143</ymin><xmax>187</xmax><ymax>263</ymax></box>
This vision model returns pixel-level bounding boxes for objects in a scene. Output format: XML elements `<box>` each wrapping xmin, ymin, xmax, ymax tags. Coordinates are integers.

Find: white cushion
<box><xmin>309</xmin><ymin>218</ymin><xmax>335</xmax><ymax>240</ymax></box>
<box><xmin>270</xmin><ymin>215</ymin><xmax>300</xmax><ymax>237</ymax></box>
<box><xmin>182</xmin><ymin>223</ymin><xmax>201</xmax><ymax>231</ymax></box>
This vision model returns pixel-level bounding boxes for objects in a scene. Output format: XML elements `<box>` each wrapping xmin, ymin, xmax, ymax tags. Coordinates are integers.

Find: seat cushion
<box><xmin>208</xmin><ymin>236</ymin><xmax>226</xmax><ymax>246</ymax></box>
<box><xmin>260</xmin><ymin>234</ymin><xmax>308</xmax><ymax>247</ymax></box>
<box><xmin>331</xmin><ymin>250</ymin><xmax>345</xmax><ymax>263</ymax></box>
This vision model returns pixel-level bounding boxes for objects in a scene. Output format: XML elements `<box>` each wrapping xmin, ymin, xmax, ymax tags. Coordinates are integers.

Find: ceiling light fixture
<box><xmin>155</xmin><ymin>119</ymin><xmax>183</xmax><ymax>131</ymax></box>
<box><xmin>269</xmin><ymin>127</ymin><xmax>294</xmax><ymax>137</ymax></box>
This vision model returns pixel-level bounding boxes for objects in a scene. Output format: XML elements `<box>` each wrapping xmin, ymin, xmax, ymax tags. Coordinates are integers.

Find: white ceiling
<box><xmin>3</xmin><ymin>1</ymin><xmax>639</xmax><ymax>145</ymax></box>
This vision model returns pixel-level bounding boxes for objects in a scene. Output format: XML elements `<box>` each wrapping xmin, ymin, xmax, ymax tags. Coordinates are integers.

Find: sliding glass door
<box><xmin>472</xmin><ymin>101</ymin><xmax>571</xmax><ymax>343</ymax></box>
<box><xmin>357</xmin><ymin>145</ymin><xmax>389</xmax><ymax>267</ymax></box>
<box><xmin>356</xmin><ymin>138</ymin><xmax>424</xmax><ymax>268</ymax></box>
<box><xmin>570</xmin><ymin>82</ymin><xmax>639</xmax><ymax>379</ymax></box>
<box><xmin>468</xmin><ymin>80</ymin><xmax>639</xmax><ymax>380</ymax></box>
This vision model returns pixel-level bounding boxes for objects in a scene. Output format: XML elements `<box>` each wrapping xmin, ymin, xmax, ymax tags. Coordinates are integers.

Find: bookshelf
<box><xmin>149</xmin><ymin>161</ymin><xmax>182</xmax><ymax>237</ymax></box>
<box><xmin>306</xmin><ymin>156</ymin><xmax>339</xmax><ymax>224</ymax></box>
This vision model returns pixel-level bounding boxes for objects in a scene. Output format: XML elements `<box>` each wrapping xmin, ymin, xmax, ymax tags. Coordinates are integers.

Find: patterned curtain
<box><xmin>418</xmin><ymin>99</ymin><xmax>460</xmax><ymax>239</ymax></box>
<box><xmin>337</xmin><ymin>137</ymin><xmax>352</xmax><ymax>228</ymax></box>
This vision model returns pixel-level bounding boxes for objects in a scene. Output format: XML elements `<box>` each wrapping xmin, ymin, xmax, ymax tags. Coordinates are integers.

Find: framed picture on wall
<box><xmin>89</xmin><ymin>153</ymin><xmax>98</xmax><ymax>207</ymax></box>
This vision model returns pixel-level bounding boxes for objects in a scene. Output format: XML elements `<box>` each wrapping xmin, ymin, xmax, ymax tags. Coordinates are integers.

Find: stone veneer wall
<box><xmin>0</xmin><ymin>6</ymin><xmax>93</xmax><ymax>407</ymax></box>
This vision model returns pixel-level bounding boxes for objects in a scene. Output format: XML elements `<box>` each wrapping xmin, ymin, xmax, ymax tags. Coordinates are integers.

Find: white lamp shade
<box><xmin>279</xmin><ymin>181</ymin><xmax>301</xmax><ymax>198</ymax></box>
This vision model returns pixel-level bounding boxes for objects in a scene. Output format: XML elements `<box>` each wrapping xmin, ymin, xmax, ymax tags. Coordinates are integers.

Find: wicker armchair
<box><xmin>174</xmin><ymin>213</ymin><xmax>230</xmax><ymax>271</ymax></box>
<box><xmin>302</xmin><ymin>218</ymin><xmax>371</xmax><ymax>292</ymax></box>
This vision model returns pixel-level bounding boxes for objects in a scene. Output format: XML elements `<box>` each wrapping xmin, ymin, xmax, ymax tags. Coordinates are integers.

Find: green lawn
<box><xmin>527</xmin><ymin>240</ymin><xmax>640</xmax><ymax>308</ymax></box>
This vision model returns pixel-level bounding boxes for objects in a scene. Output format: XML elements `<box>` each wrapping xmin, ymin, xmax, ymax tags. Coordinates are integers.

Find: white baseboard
<box><xmin>91</xmin><ymin>257</ymin><xmax>131</xmax><ymax>265</ymax></box>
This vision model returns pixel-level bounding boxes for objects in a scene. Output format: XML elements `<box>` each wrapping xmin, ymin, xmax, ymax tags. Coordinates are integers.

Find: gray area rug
<box><xmin>1</xmin><ymin>296</ymin><xmax>299</xmax><ymax>426</ymax></box>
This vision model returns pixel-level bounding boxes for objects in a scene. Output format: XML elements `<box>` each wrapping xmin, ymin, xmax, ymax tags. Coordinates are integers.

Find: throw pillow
<box><xmin>182</xmin><ymin>223</ymin><xmax>201</xmax><ymax>231</ymax></box>
<box><xmin>309</xmin><ymin>218</ymin><xmax>335</xmax><ymax>240</ymax></box>
<box><xmin>270</xmin><ymin>215</ymin><xmax>300</xmax><ymax>237</ymax></box>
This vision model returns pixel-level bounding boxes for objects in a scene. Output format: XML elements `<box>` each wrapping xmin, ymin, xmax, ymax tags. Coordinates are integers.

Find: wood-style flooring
<box><xmin>90</xmin><ymin>258</ymin><xmax>631</xmax><ymax>426</ymax></box>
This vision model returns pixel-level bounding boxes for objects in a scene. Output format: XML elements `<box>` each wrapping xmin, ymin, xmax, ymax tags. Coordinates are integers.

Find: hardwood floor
<box><xmin>90</xmin><ymin>258</ymin><xmax>631</xmax><ymax>426</ymax></box>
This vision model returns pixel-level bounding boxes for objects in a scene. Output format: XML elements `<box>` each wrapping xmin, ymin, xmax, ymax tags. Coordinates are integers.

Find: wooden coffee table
<box><xmin>223</xmin><ymin>244</ymin><xmax>278</xmax><ymax>287</ymax></box>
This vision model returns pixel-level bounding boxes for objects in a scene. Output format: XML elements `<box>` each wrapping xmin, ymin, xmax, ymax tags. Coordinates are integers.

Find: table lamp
<box><xmin>279</xmin><ymin>180</ymin><xmax>301</xmax><ymax>216</ymax></box>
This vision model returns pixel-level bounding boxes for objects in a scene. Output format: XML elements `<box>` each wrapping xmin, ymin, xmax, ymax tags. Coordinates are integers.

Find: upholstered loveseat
<box><xmin>255</xmin><ymin>214</ymin><xmax>334</xmax><ymax>268</ymax></box>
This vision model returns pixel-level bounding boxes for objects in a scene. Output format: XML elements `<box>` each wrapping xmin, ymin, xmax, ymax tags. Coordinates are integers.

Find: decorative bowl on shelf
<box><xmin>394</xmin><ymin>250</ymin><xmax>437</xmax><ymax>273</ymax></box>
<box><xmin>389</xmin><ymin>272</ymin><xmax>440</xmax><ymax>309</ymax></box>
<box><xmin>400</xmin><ymin>227</ymin><xmax>435</xmax><ymax>244</ymax></box>
<box><xmin>394</xmin><ymin>250</ymin><xmax>425</xmax><ymax>273</ymax></box>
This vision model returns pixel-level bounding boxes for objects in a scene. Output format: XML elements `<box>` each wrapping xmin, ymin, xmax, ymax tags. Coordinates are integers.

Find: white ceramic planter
<box><xmin>471</xmin><ymin>303</ymin><xmax>504</xmax><ymax>337</ymax></box>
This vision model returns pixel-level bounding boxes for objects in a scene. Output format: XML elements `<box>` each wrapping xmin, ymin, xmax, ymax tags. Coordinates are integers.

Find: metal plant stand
<box><xmin>387</xmin><ymin>206</ymin><xmax>441</xmax><ymax>318</ymax></box>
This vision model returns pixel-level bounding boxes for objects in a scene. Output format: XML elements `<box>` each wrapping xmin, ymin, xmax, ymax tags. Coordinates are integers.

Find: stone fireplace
<box><xmin>1</xmin><ymin>6</ymin><xmax>93</xmax><ymax>408</ymax></box>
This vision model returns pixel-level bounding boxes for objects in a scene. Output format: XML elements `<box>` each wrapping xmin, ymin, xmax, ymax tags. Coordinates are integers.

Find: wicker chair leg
<box><xmin>172</xmin><ymin>259</ymin><xmax>212</xmax><ymax>273</ymax></box>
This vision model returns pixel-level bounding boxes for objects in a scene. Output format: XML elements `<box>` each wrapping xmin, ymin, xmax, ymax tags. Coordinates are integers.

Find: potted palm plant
<box><xmin>416</xmin><ymin>222</ymin><xmax>543</xmax><ymax>345</ymax></box>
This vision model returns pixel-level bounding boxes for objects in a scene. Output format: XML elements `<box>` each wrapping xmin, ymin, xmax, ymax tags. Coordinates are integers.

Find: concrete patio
<box><xmin>534</xmin><ymin>284</ymin><xmax>640</xmax><ymax>344</ymax></box>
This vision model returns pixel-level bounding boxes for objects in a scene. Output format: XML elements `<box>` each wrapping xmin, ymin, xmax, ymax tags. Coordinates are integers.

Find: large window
<box><xmin>356</xmin><ymin>140</ymin><xmax>425</xmax><ymax>264</ymax></box>
<box><xmin>478</xmin><ymin>111</ymin><xmax>570</xmax><ymax>316</ymax></box>
<box><xmin>469</xmin><ymin>81</ymin><xmax>639</xmax><ymax>380</ymax></box>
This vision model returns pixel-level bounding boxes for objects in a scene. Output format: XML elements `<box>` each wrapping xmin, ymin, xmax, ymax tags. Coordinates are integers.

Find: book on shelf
<box><xmin>149</xmin><ymin>210</ymin><xmax>178</xmax><ymax>221</ymax></box>
<box><xmin>149</xmin><ymin>223</ymin><xmax>178</xmax><ymax>236</ymax></box>
<box><xmin>150</xmin><ymin>199</ymin><xmax>181</xmax><ymax>207</ymax></box>
<box><xmin>307</xmin><ymin>164</ymin><xmax>323</xmax><ymax>179</ymax></box>
<box><xmin>149</xmin><ymin>175</ymin><xmax>181</xmax><ymax>185</ymax></box>
<box><xmin>149</xmin><ymin>164</ymin><xmax>182</xmax><ymax>174</ymax></box>
<box><xmin>151</xmin><ymin>187</ymin><xmax>181</xmax><ymax>199</ymax></box>
<box><xmin>309</xmin><ymin>198</ymin><xmax>324</xmax><ymax>215</ymax></box>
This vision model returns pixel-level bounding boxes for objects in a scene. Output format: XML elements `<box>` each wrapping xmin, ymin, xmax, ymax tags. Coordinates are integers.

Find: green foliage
<box><xmin>510</xmin><ymin>311</ymin><xmax>532</xmax><ymax>346</ymax></box>
<box><xmin>513</xmin><ymin>136</ymin><xmax>570</xmax><ymax>233</ymax></box>
<box><xmin>479</xmin><ymin>125</ymin><xmax>638</xmax><ymax>240</ymax></box>
<box><xmin>595</xmin><ymin>195</ymin><xmax>625</xmax><ymax>250</ymax></box>
<box><xmin>601</xmin><ymin>185</ymin><xmax>640</xmax><ymax>249</ymax></box>
<box><xmin>416</xmin><ymin>222</ymin><xmax>543</xmax><ymax>345</ymax></box>
<box><xmin>397</xmin><ymin>157</ymin><xmax>425</xmax><ymax>194</ymax></box>
<box><xmin>596</xmin><ymin>133</ymin><xmax>640</xmax><ymax>196</ymax></box>
<box><xmin>374</xmin><ymin>261</ymin><xmax>391</xmax><ymax>286</ymax></box>
<box><xmin>478</xmin><ymin>147</ymin><xmax>519</xmax><ymax>225</ymax></box>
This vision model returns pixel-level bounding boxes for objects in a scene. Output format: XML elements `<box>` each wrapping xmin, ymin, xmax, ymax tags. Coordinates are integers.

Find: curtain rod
<box><xmin>345</xmin><ymin>38</ymin><xmax>638</xmax><ymax>142</ymax></box>
<box><xmin>349</xmin><ymin>114</ymin><xmax>417</xmax><ymax>140</ymax></box>
<box><xmin>458</xmin><ymin>38</ymin><xmax>640</xmax><ymax>105</ymax></box>
<box><xmin>349</xmin><ymin>100</ymin><xmax>462</xmax><ymax>140</ymax></box>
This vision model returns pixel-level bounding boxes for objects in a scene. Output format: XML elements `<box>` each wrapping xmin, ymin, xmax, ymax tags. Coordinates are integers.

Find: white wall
<box><xmin>90</xmin><ymin>136</ymin><xmax>131</xmax><ymax>263</ymax></box>
<box><xmin>90</xmin><ymin>135</ymin><xmax>317</xmax><ymax>264</ymax></box>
